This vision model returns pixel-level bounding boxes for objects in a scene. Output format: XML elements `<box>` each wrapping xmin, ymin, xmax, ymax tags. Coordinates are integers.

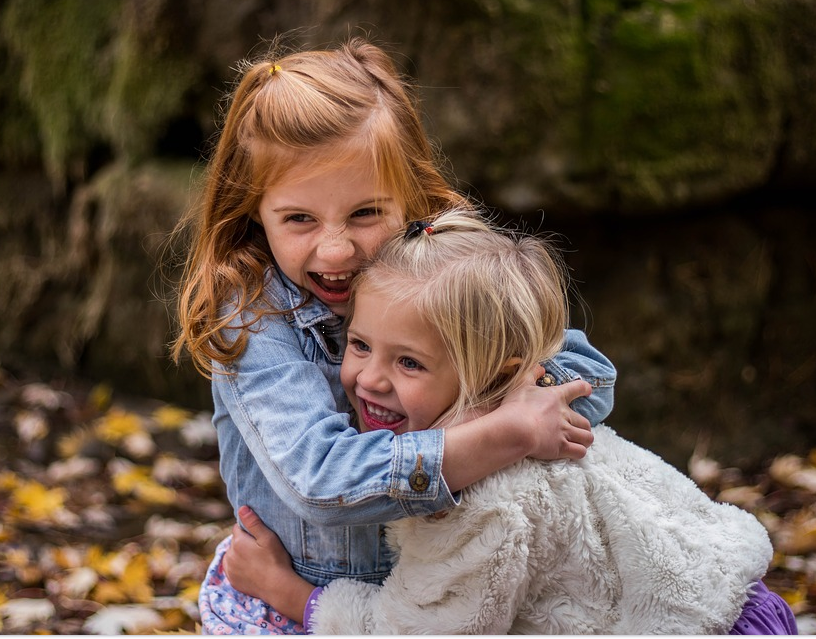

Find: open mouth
<box><xmin>309</xmin><ymin>272</ymin><xmax>354</xmax><ymax>304</ymax></box>
<box><xmin>359</xmin><ymin>399</ymin><xmax>406</xmax><ymax>432</ymax></box>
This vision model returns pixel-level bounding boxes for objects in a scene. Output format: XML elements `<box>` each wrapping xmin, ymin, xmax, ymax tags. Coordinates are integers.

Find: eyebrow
<box><xmin>270</xmin><ymin>196</ymin><xmax>396</xmax><ymax>214</ymax></box>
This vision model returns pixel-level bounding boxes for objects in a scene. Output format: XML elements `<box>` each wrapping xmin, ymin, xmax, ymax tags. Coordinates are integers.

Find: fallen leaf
<box><xmin>88</xmin><ymin>383</ymin><xmax>113</xmax><ymax>412</ymax></box>
<box><xmin>121</xmin><ymin>430</ymin><xmax>157</xmax><ymax>458</ymax></box>
<box><xmin>769</xmin><ymin>455</ymin><xmax>810</xmax><ymax>489</ymax></box>
<box><xmin>0</xmin><ymin>598</ymin><xmax>56</xmax><ymax>630</ymax></box>
<box><xmin>83</xmin><ymin>604</ymin><xmax>164</xmax><ymax>634</ymax></box>
<box><xmin>179</xmin><ymin>412</ymin><xmax>217</xmax><ymax>447</ymax></box>
<box><xmin>9</xmin><ymin>480</ymin><xmax>67</xmax><ymax>521</ymax></box>
<box><xmin>59</xmin><ymin>566</ymin><xmax>99</xmax><ymax>599</ymax></box>
<box><xmin>153</xmin><ymin>405</ymin><xmax>193</xmax><ymax>430</ymax></box>
<box><xmin>14</xmin><ymin>410</ymin><xmax>48</xmax><ymax>443</ymax></box>
<box><xmin>85</xmin><ymin>545</ymin><xmax>116</xmax><ymax>577</ymax></box>
<box><xmin>46</xmin><ymin>457</ymin><xmax>100</xmax><ymax>483</ymax></box>
<box><xmin>145</xmin><ymin>515</ymin><xmax>196</xmax><ymax>542</ymax></box>
<box><xmin>688</xmin><ymin>452</ymin><xmax>721</xmax><ymax>485</ymax></box>
<box><xmin>110</xmin><ymin>460</ymin><xmax>176</xmax><ymax>505</ymax></box>
<box><xmin>119</xmin><ymin>553</ymin><xmax>154</xmax><ymax>603</ymax></box>
<box><xmin>56</xmin><ymin>425</ymin><xmax>97</xmax><ymax>458</ymax></box>
<box><xmin>717</xmin><ymin>485</ymin><xmax>765</xmax><ymax>510</ymax></box>
<box><xmin>772</xmin><ymin>514</ymin><xmax>816</xmax><ymax>555</ymax></box>
<box><xmin>96</xmin><ymin>409</ymin><xmax>144</xmax><ymax>444</ymax></box>
<box><xmin>0</xmin><ymin>470</ymin><xmax>19</xmax><ymax>491</ymax></box>
<box><xmin>21</xmin><ymin>383</ymin><xmax>71</xmax><ymax>410</ymax></box>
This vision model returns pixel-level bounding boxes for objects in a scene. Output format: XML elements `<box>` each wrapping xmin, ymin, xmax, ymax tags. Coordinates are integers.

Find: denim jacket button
<box><xmin>409</xmin><ymin>454</ymin><xmax>430</xmax><ymax>492</ymax></box>
<box><xmin>409</xmin><ymin>469</ymin><xmax>430</xmax><ymax>492</ymax></box>
<box><xmin>535</xmin><ymin>372</ymin><xmax>557</xmax><ymax>387</ymax></box>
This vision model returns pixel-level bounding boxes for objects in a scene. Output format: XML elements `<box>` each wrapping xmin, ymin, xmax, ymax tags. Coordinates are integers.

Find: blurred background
<box><xmin>1</xmin><ymin>0</ymin><xmax>815</xmax><ymax>633</ymax></box>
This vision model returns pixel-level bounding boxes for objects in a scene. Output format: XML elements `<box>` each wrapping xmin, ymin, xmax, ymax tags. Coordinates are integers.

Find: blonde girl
<box><xmin>173</xmin><ymin>38</ymin><xmax>615</xmax><ymax>633</ymax></box>
<box><xmin>228</xmin><ymin>208</ymin><xmax>795</xmax><ymax>635</ymax></box>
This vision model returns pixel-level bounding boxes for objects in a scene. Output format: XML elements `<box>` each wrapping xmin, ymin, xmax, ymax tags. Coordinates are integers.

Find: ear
<box><xmin>499</xmin><ymin>357</ymin><xmax>523</xmax><ymax>375</ymax></box>
<box><xmin>250</xmin><ymin>209</ymin><xmax>263</xmax><ymax>225</ymax></box>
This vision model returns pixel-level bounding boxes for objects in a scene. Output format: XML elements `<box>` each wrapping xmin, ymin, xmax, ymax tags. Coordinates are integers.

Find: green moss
<box><xmin>103</xmin><ymin>2</ymin><xmax>200</xmax><ymax>162</ymax></box>
<box><xmin>576</xmin><ymin>0</ymin><xmax>790</xmax><ymax>207</ymax></box>
<box><xmin>1</xmin><ymin>0</ymin><xmax>120</xmax><ymax>182</ymax></box>
<box><xmin>1</xmin><ymin>0</ymin><xmax>202</xmax><ymax>182</ymax></box>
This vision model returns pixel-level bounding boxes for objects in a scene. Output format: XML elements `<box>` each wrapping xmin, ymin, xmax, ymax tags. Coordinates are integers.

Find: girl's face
<box><xmin>257</xmin><ymin>151</ymin><xmax>404</xmax><ymax>316</ymax></box>
<box><xmin>341</xmin><ymin>286</ymin><xmax>460</xmax><ymax>435</ymax></box>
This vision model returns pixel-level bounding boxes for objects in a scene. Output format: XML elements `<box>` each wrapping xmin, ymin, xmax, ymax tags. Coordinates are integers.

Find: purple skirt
<box><xmin>730</xmin><ymin>581</ymin><xmax>798</xmax><ymax>635</ymax></box>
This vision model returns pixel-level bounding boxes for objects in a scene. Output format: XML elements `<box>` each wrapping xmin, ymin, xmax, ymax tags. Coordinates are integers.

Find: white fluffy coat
<box><xmin>310</xmin><ymin>426</ymin><xmax>772</xmax><ymax>635</ymax></box>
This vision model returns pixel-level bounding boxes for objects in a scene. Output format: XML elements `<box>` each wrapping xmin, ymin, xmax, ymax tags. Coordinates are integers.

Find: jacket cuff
<box><xmin>390</xmin><ymin>429</ymin><xmax>460</xmax><ymax>516</ymax></box>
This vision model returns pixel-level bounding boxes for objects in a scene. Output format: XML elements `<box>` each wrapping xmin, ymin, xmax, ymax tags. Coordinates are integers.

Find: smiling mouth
<box><xmin>359</xmin><ymin>399</ymin><xmax>406</xmax><ymax>432</ymax></box>
<box><xmin>309</xmin><ymin>272</ymin><xmax>354</xmax><ymax>302</ymax></box>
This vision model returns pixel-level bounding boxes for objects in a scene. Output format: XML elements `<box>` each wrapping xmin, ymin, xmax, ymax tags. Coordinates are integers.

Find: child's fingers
<box><xmin>570</xmin><ymin>421</ymin><xmax>594</xmax><ymax>447</ymax></box>
<box><xmin>237</xmin><ymin>505</ymin><xmax>280</xmax><ymax>549</ymax></box>
<box><xmin>559</xmin><ymin>379</ymin><xmax>593</xmax><ymax>403</ymax></box>
<box><xmin>561</xmin><ymin>441</ymin><xmax>590</xmax><ymax>460</ymax></box>
<box><xmin>562</xmin><ymin>417</ymin><xmax>594</xmax><ymax>459</ymax></box>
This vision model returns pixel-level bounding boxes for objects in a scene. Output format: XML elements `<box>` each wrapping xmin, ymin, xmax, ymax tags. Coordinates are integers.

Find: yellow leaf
<box><xmin>10</xmin><ymin>480</ymin><xmax>67</xmax><ymax>521</ymax></box>
<box><xmin>89</xmin><ymin>383</ymin><xmax>113</xmax><ymax>411</ymax></box>
<box><xmin>119</xmin><ymin>554</ymin><xmax>154</xmax><ymax>603</ymax></box>
<box><xmin>178</xmin><ymin>582</ymin><xmax>200</xmax><ymax>603</ymax></box>
<box><xmin>56</xmin><ymin>426</ymin><xmax>95</xmax><ymax>458</ymax></box>
<box><xmin>160</xmin><ymin>608</ymin><xmax>188</xmax><ymax>631</ymax></box>
<box><xmin>0</xmin><ymin>470</ymin><xmax>19</xmax><ymax>491</ymax></box>
<box><xmin>93</xmin><ymin>580</ymin><xmax>128</xmax><ymax>604</ymax></box>
<box><xmin>111</xmin><ymin>463</ymin><xmax>176</xmax><ymax>505</ymax></box>
<box><xmin>86</xmin><ymin>545</ymin><xmax>116</xmax><ymax>577</ymax></box>
<box><xmin>96</xmin><ymin>409</ymin><xmax>144</xmax><ymax>444</ymax></box>
<box><xmin>4</xmin><ymin>547</ymin><xmax>31</xmax><ymax>569</ymax></box>
<box><xmin>777</xmin><ymin>583</ymin><xmax>808</xmax><ymax>613</ymax></box>
<box><xmin>135</xmin><ymin>481</ymin><xmax>177</xmax><ymax>506</ymax></box>
<box><xmin>111</xmin><ymin>464</ymin><xmax>152</xmax><ymax>495</ymax></box>
<box><xmin>153</xmin><ymin>405</ymin><xmax>192</xmax><ymax>430</ymax></box>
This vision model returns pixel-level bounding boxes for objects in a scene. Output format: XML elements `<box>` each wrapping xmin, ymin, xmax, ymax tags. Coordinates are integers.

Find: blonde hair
<box><xmin>172</xmin><ymin>37</ymin><xmax>467</xmax><ymax>375</ymax></box>
<box><xmin>351</xmin><ymin>207</ymin><xmax>568</xmax><ymax>427</ymax></box>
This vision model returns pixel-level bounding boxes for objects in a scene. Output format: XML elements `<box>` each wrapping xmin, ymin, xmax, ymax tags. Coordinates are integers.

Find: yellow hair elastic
<box><xmin>269</xmin><ymin>64</ymin><xmax>282</xmax><ymax>75</ymax></box>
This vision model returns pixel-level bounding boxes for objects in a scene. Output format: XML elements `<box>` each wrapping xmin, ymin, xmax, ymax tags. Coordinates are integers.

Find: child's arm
<box><xmin>217</xmin><ymin>310</ymin><xmax>597</xmax><ymax>527</ymax></box>
<box><xmin>223</xmin><ymin>507</ymin><xmax>314</xmax><ymax>623</ymax></box>
<box><xmin>227</xmin><ymin>492</ymin><xmax>537</xmax><ymax>635</ymax></box>
<box><xmin>441</xmin><ymin>375</ymin><xmax>593</xmax><ymax>491</ymax></box>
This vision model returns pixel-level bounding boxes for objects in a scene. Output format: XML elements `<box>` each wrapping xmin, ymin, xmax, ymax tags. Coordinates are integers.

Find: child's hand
<box><xmin>501</xmin><ymin>371</ymin><xmax>594</xmax><ymax>461</ymax></box>
<box><xmin>222</xmin><ymin>506</ymin><xmax>314</xmax><ymax>622</ymax></box>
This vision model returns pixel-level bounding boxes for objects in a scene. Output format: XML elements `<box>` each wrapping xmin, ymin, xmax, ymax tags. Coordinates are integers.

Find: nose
<box><xmin>356</xmin><ymin>358</ymin><xmax>391</xmax><ymax>394</ymax></box>
<box><xmin>315</xmin><ymin>227</ymin><xmax>355</xmax><ymax>262</ymax></box>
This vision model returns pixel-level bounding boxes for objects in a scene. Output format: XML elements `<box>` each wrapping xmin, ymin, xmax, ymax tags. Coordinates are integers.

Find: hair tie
<box><xmin>404</xmin><ymin>220</ymin><xmax>434</xmax><ymax>239</ymax></box>
<box><xmin>269</xmin><ymin>64</ymin><xmax>282</xmax><ymax>75</ymax></box>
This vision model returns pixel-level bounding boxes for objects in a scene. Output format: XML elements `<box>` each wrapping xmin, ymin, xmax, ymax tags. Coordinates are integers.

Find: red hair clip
<box><xmin>404</xmin><ymin>221</ymin><xmax>434</xmax><ymax>239</ymax></box>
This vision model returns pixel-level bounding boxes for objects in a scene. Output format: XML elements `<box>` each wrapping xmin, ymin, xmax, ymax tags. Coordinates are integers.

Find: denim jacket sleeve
<box><xmin>214</xmin><ymin>308</ymin><xmax>458</xmax><ymax>527</ymax></box>
<box><xmin>543</xmin><ymin>329</ymin><xmax>617</xmax><ymax>426</ymax></box>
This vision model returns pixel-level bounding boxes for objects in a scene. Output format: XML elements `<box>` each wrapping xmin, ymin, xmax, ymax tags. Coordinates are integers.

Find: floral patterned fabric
<box><xmin>200</xmin><ymin>536</ymin><xmax>306</xmax><ymax>635</ymax></box>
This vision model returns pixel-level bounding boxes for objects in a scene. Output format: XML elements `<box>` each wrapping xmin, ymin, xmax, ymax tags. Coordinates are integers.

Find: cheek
<box><xmin>360</xmin><ymin>225</ymin><xmax>401</xmax><ymax>257</ymax></box>
<box><xmin>340</xmin><ymin>361</ymin><xmax>356</xmax><ymax>396</ymax></box>
<box><xmin>269</xmin><ymin>235</ymin><xmax>309</xmax><ymax>268</ymax></box>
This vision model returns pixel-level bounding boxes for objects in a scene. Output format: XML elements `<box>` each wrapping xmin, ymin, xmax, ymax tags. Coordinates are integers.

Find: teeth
<box><xmin>317</xmin><ymin>272</ymin><xmax>352</xmax><ymax>281</ymax></box>
<box><xmin>365</xmin><ymin>401</ymin><xmax>402</xmax><ymax>423</ymax></box>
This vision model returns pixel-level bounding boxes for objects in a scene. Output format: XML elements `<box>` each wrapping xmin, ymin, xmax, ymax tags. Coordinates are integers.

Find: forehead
<box><xmin>351</xmin><ymin>287</ymin><xmax>438</xmax><ymax>347</ymax></box>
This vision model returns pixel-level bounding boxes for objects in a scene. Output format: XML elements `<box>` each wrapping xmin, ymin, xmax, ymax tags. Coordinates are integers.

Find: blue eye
<box><xmin>350</xmin><ymin>338</ymin><xmax>370</xmax><ymax>353</ymax></box>
<box><xmin>399</xmin><ymin>357</ymin><xmax>422</xmax><ymax>371</ymax></box>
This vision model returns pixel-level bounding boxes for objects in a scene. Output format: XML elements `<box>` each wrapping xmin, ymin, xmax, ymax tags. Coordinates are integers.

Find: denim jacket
<box><xmin>212</xmin><ymin>266</ymin><xmax>616</xmax><ymax>586</ymax></box>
